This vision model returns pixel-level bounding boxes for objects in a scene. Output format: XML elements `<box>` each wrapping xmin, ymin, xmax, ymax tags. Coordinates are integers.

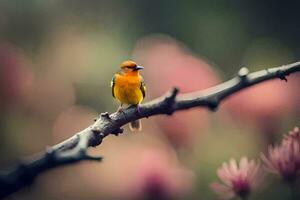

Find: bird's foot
<box><xmin>117</xmin><ymin>106</ymin><xmax>126</xmax><ymax>116</ymax></box>
<box><xmin>117</xmin><ymin>106</ymin><xmax>127</xmax><ymax>121</ymax></box>
<box><xmin>126</xmin><ymin>104</ymin><xmax>143</xmax><ymax>117</ymax></box>
<box><xmin>137</xmin><ymin>105</ymin><xmax>142</xmax><ymax>116</ymax></box>
<box><xmin>117</xmin><ymin>106</ymin><xmax>123</xmax><ymax>113</ymax></box>
<box><xmin>128</xmin><ymin>104</ymin><xmax>142</xmax><ymax>116</ymax></box>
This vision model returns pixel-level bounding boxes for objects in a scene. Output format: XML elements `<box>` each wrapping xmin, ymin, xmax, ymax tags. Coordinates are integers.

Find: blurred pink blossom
<box><xmin>0</xmin><ymin>42</ymin><xmax>33</xmax><ymax>110</ymax></box>
<box><xmin>283</xmin><ymin>127</ymin><xmax>300</xmax><ymax>143</ymax></box>
<box><xmin>133</xmin><ymin>34</ymin><xmax>219</xmax><ymax>147</ymax></box>
<box><xmin>124</xmin><ymin>149</ymin><xmax>194</xmax><ymax>200</ymax></box>
<box><xmin>224</xmin><ymin>78</ymin><xmax>295</xmax><ymax>135</ymax></box>
<box><xmin>261</xmin><ymin>127</ymin><xmax>300</xmax><ymax>183</ymax></box>
<box><xmin>211</xmin><ymin>157</ymin><xmax>264</xmax><ymax>200</ymax></box>
<box><xmin>287</xmin><ymin>74</ymin><xmax>300</xmax><ymax>115</ymax></box>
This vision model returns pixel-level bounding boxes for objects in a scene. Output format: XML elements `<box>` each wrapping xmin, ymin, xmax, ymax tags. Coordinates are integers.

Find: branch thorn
<box><xmin>111</xmin><ymin>127</ymin><xmax>124</xmax><ymax>136</ymax></box>
<box><xmin>89</xmin><ymin>132</ymin><xmax>103</xmax><ymax>147</ymax></box>
<box><xmin>238</xmin><ymin>67</ymin><xmax>249</xmax><ymax>78</ymax></box>
<box><xmin>276</xmin><ymin>69</ymin><xmax>288</xmax><ymax>82</ymax></box>
<box><xmin>100</xmin><ymin>112</ymin><xmax>111</xmax><ymax>120</ymax></box>
<box><xmin>165</xmin><ymin>87</ymin><xmax>179</xmax><ymax>115</ymax></box>
<box><xmin>207</xmin><ymin>97</ymin><xmax>219</xmax><ymax>112</ymax></box>
<box><xmin>92</xmin><ymin>127</ymin><xmax>101</xmax><ymax>134</ymax></box>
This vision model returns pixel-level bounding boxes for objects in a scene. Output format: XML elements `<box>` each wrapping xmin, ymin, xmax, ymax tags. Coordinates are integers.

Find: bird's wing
<box><xmin>140</xmin><ymin>77</ymin><xmax>146</xmax><ymax>98</ymax></box>
<box><xmin>111</xmin><ymin>74</ymin><xmax>116</xmax><ymax>98</ymax></box>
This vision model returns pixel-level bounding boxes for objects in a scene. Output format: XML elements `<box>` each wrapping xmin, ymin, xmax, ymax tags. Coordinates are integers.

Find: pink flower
<box><xmin>261</xmin><ymin>127</ymin><xmax>300</xmax><ymax>182</ymax></box>
<box><xmin>283</xmin><ymin>127</ymin><xmax>300</xmax><ymax>143</ymax></box>
<box><xmin>211</xmin><ymin>157</ymin><xmax>264</xmax><ymax>200</ymax></box>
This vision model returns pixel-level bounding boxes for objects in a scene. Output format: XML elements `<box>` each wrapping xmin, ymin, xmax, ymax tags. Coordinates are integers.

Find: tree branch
<box><xmin>1</xmin><ymin>61</ymin><xmax>300</xmax><ymax>199</ymax></box>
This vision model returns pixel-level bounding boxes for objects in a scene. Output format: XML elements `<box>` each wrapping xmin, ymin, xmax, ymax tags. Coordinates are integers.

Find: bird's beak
<box><xmin>134</xmin><ymin>65</ymin><xmax>144</xmax><ymax>70</ymax></box>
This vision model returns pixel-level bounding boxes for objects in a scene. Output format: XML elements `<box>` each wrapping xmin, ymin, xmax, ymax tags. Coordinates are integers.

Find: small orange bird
<box><xmin>111</xmin><ymin>60</ymin><xmax>146</xmax><ymax>131</ymax></box>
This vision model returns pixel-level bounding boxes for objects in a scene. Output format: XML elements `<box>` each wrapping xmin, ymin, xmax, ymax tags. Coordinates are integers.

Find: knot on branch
<box><xmin>89</xmin><ymin>129</ymin><xmax>103</xmax><ymax>147</ymax></box>
<box><xmin>94</xmin><ymin>112</ymin><xmax>111</xmax><ymax>122</ymax></box>
<box><xmin>100</xmin><ymin>112</ymin><xmax>111</xmax><ymax>120</ymax></box>
<box><xmin>276</xmin><ymin>69</ymin><xmax>288</xmax><ymax>82</ymax></box>
<box><xmin>207</xmin><ymin>97</ymin><xmax>219</xmax><ymax>112</ymax></box>
<box><xmin>238</xmin><ymin>67</ymin><xmax>249</xmax><ymax>81</ymax></box>
<box><xmin>45</xmin><ymin>146</ymin><xmax>55</xmax><ymax>162</ymax></box>
<box><xmin>89</xmin><ymin>134</ymin><xmax>103</xmax><ymax>147</ymax></box>
<box><xmin>111</xmin><ymin>127</ymin><xmax>124</xmax><ymax>136</ymax></box>
<box><xmin>92</xmin><ymin>126</ymin><xmax>101</xmax><ymax>134</ymax></box>
<box><xmin>164</xmin><ymin>87</ymin><xmax>179</xmax><ymax>115</ymax></box>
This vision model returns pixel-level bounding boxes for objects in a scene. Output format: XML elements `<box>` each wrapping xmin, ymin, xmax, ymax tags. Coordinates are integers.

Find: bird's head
<box><xmin>120</xmin><ymin>60</ymin><xmax>144</xmax><ymax>73</ymax></box>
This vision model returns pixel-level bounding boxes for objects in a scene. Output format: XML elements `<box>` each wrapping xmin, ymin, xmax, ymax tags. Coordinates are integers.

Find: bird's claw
<box><xmin>117</xmin><ymin>106</ymin><xmax>126</xmax><ymax>116</ymax></box>
<box><xmin>137</xmin><ymin>105</ymin><xmax>142</xmax><ymax>116</ymax></box>
<box><xmin>128</xmin><ymin>104</ymin><xmax>142</xmax><ymax>116</ymax></box>
<box><xmin>117</xmin><ymin>106</ymin><xmax>123</xmax><ymax>113</ymax></box>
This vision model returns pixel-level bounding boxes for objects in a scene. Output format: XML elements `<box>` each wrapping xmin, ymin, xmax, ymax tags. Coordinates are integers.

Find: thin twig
<box><xmin>1</xmin><ymin>61</ymin><xmax>300</xmax><ymax>199</ymax></box>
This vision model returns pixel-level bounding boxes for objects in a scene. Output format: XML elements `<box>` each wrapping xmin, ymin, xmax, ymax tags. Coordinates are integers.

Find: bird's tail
<box><xmin>129</xmin><ymin>119</ymin><xmax>142</xmax><ymax>131</ymax></box>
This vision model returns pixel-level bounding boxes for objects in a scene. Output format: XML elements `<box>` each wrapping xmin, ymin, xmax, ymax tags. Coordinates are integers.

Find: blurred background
<box><xmin>0</xmin><ymin>0</ymin><xmax>299</xmax><ymax>199</ymax></box>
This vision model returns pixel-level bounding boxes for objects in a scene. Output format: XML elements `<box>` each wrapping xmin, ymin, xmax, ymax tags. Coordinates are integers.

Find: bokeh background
<box><xmin>0</xmin><ymin>0</ymin><xmax>299</xmax><ymax>199</ymax></box>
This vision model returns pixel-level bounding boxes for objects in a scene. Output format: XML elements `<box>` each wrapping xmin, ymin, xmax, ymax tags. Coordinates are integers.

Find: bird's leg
<box><xmin>128</xmin><ymin>104</ymin><xmax>142</xmax><ymax>116</ymax></box>
<box><xmin>117</xmin><ymin>103</ymin><xmax>124</xmax><ymax>113</ymax></box>
<box><xmin>137</xmin><ymin>104</ymin><xmax>142</xmax><ymax>116</ymax></box>
<box><xmin>117</xmin><ymin>103</ymin><xmax>128</xmax><ymax>120</ymax></box>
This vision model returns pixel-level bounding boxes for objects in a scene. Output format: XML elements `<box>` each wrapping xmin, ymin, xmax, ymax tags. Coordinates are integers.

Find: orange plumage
<box><xmin>111</xmin><ymin>60</ymin><xmax>146</xmax><ymax>131</ymax></box>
